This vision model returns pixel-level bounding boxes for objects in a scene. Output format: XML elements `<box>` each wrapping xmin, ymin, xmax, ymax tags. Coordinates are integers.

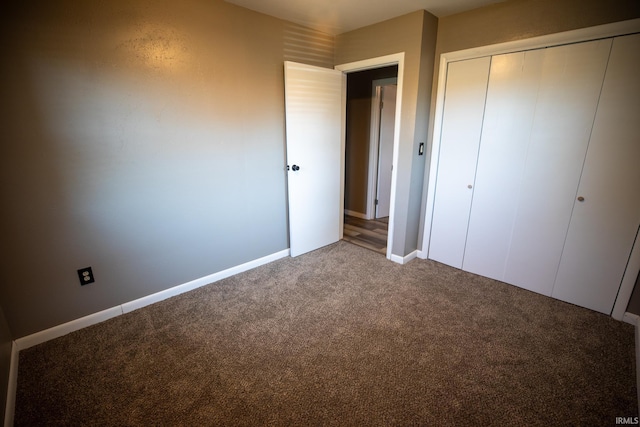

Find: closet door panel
<box><xmin>552</xmin><ymin>34</ymin><xmax>640</xmax><ymax>314</ymax></box>
<box><xmin>428</xmin><ymin>57</ymin><xmax>490</xmax><ymax>268</ymax></box>
<box><xmin>503</xmin><ymin>39</ymin><xmax>612</xmax><ymax>295</ymax></box>
<box><xmin>462</xmin><ymin>50</ymin><xmax>544</xmax><ymax>281</ymax></box>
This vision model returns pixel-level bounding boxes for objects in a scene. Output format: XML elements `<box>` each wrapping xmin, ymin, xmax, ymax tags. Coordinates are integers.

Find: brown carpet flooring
<box><xmin>15</xmin><ymin>241</ymin><xmax>637</xmax><ymax>426</ymax></box>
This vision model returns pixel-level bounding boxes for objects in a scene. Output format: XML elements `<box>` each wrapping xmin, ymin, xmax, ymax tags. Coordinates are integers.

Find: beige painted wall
<box><xmin>337</xmin><ymin>10</ymin><xmax>438</xmax><ymax>256</ymax></box>
<box><xmin>0</xmin><ymin>0</ymin><xmax>333</xmax><ymax>338</ymax></box>
<box><xmin>437</xmin><ymin>0</ymin><xmax>640</xmax><ymax>55</ymax></box>
<box><xmin>5</xmin><ymin>0</ymin><xmax>634</xmax><ymax>342</ymax></box>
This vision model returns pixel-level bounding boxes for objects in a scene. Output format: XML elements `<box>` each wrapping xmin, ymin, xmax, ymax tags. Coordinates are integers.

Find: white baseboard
<box><xmin>14</xmin><ymin>248</ymin><xmax>290</xmax><ymax>352</ymax></box>
<box><xmin>6</xmin><ymin>248</ymin><xmax>290</xmax><ymax>425</ymax></box>
<box><xmin>15</xmin><ymin>307</ymin><xmax>122</xmax><ymax>352</ymax></box>
<box><xmin>4</xmin><ymin>342</ymin><xmax>18</xmax><ymax>427</ymax></box>
<box><xmin>623</xmin><ymin>312</ymin><xmax>639</xmax><ymax>326</ymax></box>
<box><xmin>122</xmin><ymin>249</ymin><xmax>289</xmax><ymax>314</ymax></box>
<box><xmin>390</xmin><ymin>250</ymin><xmax>419</xmax><ymax>265</ymax></box>
<box><xmin>417</xmin><ymin>250</ymin><xmax>428</xmax><ymax>260</ymax></box>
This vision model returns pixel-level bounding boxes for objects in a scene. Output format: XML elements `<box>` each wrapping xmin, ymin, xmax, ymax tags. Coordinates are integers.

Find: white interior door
<box><xmin>375</xmin><ymin>84</ymin><xmax>396</xmax><ymax>219</ymax></box>
<box><xmin>284</xmin><ymin>61</ymin><xmax>345</xmax><ymax>257</ymax></box>
<box><xmin>428</xmin><ymin>56</ymin><xmax>490</xmax><ymax>268</ymax></box>
<box><xmin>552</xmin><ymin>34</ymin><xmax>640</xmax><ymax>314</ymax></box>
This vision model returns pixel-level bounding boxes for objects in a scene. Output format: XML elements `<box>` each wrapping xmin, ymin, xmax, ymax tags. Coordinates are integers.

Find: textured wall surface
<box><xmin>0</xmin><ymin>0</ymin><xmax>334</xmax><ymax>338</ymax></box>
<box><xmin>437</xmin><ymin>0</ymin><xmax>640</xmax><ymax>55</ymax></box>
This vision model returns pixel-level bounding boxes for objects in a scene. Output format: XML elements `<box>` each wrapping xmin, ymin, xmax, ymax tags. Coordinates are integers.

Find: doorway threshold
<box><xmin>343</xmin><ymin>215</ymin><xmax>388</xmax><ymax>255</ymax></box>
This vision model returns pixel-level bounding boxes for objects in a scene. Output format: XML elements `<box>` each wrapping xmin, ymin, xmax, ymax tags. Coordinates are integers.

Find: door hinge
<box><xmin>375</xmin><ymin>199</ymin><xmax>379</xmax><ymax>205</ymax></box>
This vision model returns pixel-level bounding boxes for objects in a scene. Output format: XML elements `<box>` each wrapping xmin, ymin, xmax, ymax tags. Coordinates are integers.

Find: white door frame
<box><xmin>421</xmin><ymin>19</ymin><xmax>640</xmax><ymax>320</ymax></box>
<box><xmin>366</xmin><ymin>77</ymin><xmax>398</xmax><ymax>220</ymax></box>
<box><xmin>336</xmin><ymin>53</ymin><xmax>405</xmax><ymax>261</ymax></box>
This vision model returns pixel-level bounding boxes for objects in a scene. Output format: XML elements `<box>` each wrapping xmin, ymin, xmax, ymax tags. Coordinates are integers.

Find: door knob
<box><xmin>292</xmin><ymin>165</ymin><xmax>300</xmax><ymax>171</ymax></box>
<box><xmin>577</xmin><ymin>196</ymin><xmax>585</xmax><ymax>202</ymax></box>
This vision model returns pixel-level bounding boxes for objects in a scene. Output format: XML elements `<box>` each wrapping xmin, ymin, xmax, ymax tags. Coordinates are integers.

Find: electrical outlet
<box><xmin>77</xmin><ymin>267</ymin><xmax>95</xmax><ymax>286</ymax></box>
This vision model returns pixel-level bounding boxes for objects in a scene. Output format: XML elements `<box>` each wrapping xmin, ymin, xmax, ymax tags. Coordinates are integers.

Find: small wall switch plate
<box><xmin>77</xmin><ymin>267</ymin><xmax>95</xmax><ymax>286</ymax></box>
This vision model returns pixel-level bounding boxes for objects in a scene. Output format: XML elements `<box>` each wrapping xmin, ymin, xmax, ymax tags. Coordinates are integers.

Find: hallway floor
<box><xmin>343</xmin><ymin>215</ymin><xmax>388</xmax><ymax>255</ymax></box>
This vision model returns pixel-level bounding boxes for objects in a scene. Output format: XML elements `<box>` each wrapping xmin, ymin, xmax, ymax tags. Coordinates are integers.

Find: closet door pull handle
<box><xmin>577</xmin><ymin>196</ymin><xmax>585</xmax><ymax>202</ymax></box>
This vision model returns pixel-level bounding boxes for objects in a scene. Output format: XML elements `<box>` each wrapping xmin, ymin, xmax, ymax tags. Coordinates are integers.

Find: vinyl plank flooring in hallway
<box><xmin>343</xmin><ymin>215</ymin><xmax>388</xmax><ymax>255</ymax></box>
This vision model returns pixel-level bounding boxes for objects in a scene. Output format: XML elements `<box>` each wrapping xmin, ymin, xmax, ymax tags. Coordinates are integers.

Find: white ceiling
<box><xmin>225</xmin><ymin>0</ymin><xmax>504</xmax><ymax>35</ymax></box>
